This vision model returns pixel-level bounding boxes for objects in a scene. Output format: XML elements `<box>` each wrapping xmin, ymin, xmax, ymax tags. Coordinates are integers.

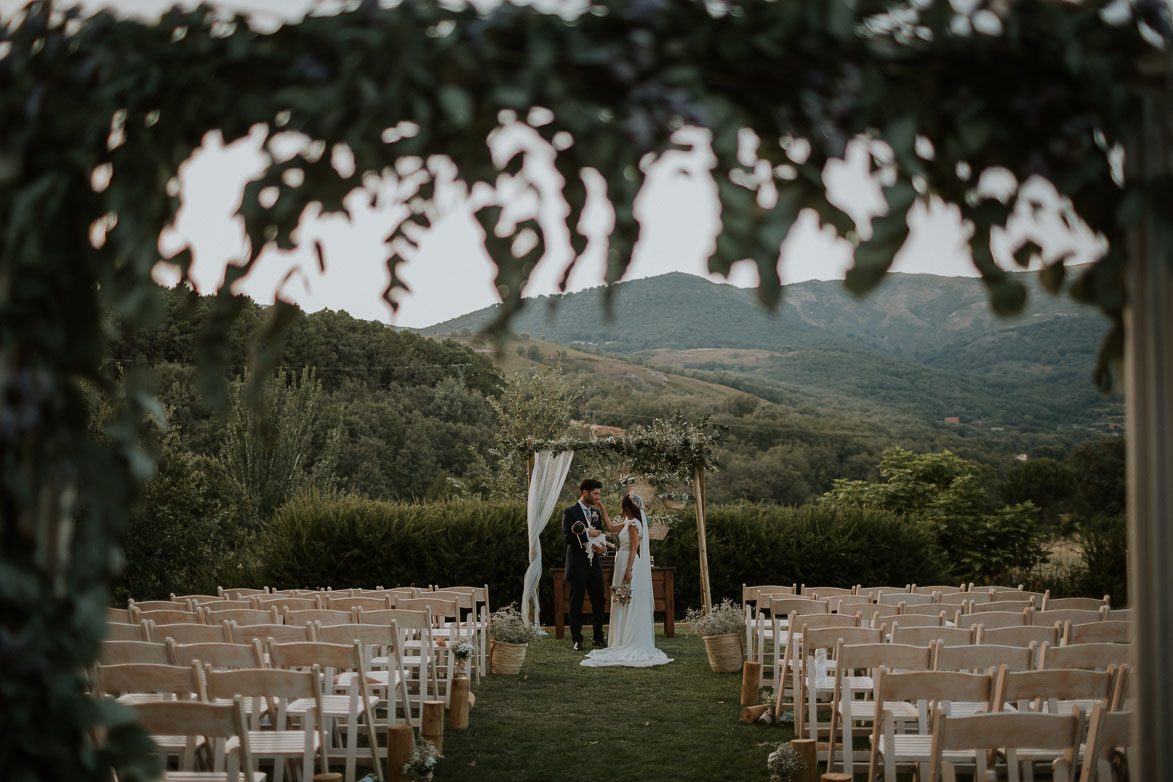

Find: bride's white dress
<box><xmin>580</xmin><ymin>511</ymin><xmax>673</xmax><ymax>668</ymax></box>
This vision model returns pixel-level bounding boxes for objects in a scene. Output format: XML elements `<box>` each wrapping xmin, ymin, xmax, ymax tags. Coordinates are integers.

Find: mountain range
<box><xmin>419</xmin><ymin>271</ymin><xmax>1122</xmax><ymax>433</ymax></box>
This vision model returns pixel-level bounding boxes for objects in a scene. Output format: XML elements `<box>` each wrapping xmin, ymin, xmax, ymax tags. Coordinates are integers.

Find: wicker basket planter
<box><xmin>490</xmin><ymin>640</ymin><xmax>527</xmax><ymax>674</ymax></box>
<box><xmin>702</xmin><ymin>632</ymin><xmax>744</xmax><ymax>673</ymax></box>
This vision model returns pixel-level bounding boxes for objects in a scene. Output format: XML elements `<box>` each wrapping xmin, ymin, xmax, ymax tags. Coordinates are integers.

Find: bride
<box><xmin>581</xmin><ymin>493</ymin><xmax>673</xmax><ymax>668</ymax></box>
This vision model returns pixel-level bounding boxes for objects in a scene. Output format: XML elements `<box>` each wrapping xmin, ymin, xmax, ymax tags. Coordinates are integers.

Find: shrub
<box><xmin>116</xmin><ymin>432</ymin><xmax>252</xmax><ymax>601</ymax></box>
<box><xmin>260</xmin><ymin>495</ymin><xmax>952</xmax><ymax>619</ymax></box>
<box><xmin>652</xmin><ymin>503</ymin><xmax>951</xmax><ymax>604</ymax></box>
<box><xmin>945</xmin><ymin>502</ymin><xmax>1046</xmax><ymax>585</ymax></box>
<box><xmin>1075</xmin><ymin>515</ymin><xmax>1128</xmax><ymax>605</ymax></box>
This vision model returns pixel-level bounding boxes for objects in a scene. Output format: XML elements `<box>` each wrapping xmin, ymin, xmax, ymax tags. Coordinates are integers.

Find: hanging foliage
<box><xmin>0</xmin><ymin>0</ymin><xmax>1167</xmax><ymax>778</ymax></box>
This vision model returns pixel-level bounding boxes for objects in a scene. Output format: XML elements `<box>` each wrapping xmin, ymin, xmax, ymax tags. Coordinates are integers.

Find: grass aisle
<box><xmin>439</xmin><ymin>629</ymin><xmax>795</xmax><ymax>782</ymax></box>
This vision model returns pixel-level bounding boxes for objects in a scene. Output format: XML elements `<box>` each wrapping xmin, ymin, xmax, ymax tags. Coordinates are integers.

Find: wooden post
<box><xmin>386</xmin><ymin>723</ymin><xmax>413</xmax><ymax>782</ymax></box>
<box><xmin>1125</xmin><ymin>80</ymin><xmax>1173</xmax><ymax>782</ymax></box>
<box><xmin>693</xmin><ymin>463</ymin><xmax>712</xmax><ymax>613</ymax></box>
<box><xmin>741</xmin><ymin>661</ymin><xmax>761</xmax><ymax>706</ymax></box>
<box><xmin>524</xmin><ymin>436</ymin><xmax>536</xmax><ymax>624</ymax></box>
<box><xmin>790</xmin><ymin>738</ymin><xmax>818</xmax><ymax>782</ymax></box>
<box><xmin>421</xmin><ymin>700</ymin><xmax>445</xmax><ymax>755</ymax></box>
<box><xmin>448</xmin><ymin>677</ymin><xmax>470</xmax><ymax>729</ymax></box>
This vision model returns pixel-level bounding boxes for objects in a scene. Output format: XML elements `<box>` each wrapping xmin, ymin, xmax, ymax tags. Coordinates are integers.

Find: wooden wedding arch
<box><xmin>520</xmin><ymin>415</ymin><xmax>724</xmax><ymax>617</ymax></box>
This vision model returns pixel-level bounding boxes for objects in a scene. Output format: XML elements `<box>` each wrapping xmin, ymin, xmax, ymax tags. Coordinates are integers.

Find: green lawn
<box><xmin>435</xmin><ymin>628</ymin><xmax>795</xmax><ymax>782</ymax></box>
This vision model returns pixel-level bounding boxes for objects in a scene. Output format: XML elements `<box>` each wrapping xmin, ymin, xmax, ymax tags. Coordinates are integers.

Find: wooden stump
<box><xmin>421</xmin><ymin>700</ymin><xmax>445</xmax><ymax>755</ymax></box>
<box><xmin>739</xmin><ymin>704</ymin><xmax>770</xmax><ymax>724</ymax></box>
<box><xmin>449</xmin><ymin>678</ymin><xmax>471</xmax><ymax>729</ymax></box>
<box><xmin>741</xmin><ymin>661</ymin><xmax>761</xmax><ymax>705</ymax></box>
<box><xmin>312</xmin><ymin>775</ymin><xmax>342</xmax><ymax>782</ymax></box>
<box><xmin>790</xmin><ymin>738</ymin><xmax>818</xmax><ymax>782</ymax></box>
<box><xmin>820</xmin><ymin>774</ymin><xmax>851</xmax><ymax>782</ymax></box>
<box><xmin>387</xmin><ymin>723</ymin><xmax>414</xmax><ymax>782</ymax></box>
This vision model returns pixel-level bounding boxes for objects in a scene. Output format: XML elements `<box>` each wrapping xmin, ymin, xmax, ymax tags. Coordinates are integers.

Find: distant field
<box><xmin>1045</xmin><ymin>537</ymin><xmax>1085</xmax><ymax>566</ymax></box>
<box><xmin>446</xmin><ymin>334</ymin><xmax>749</xmax><ymax>400</ymax></box>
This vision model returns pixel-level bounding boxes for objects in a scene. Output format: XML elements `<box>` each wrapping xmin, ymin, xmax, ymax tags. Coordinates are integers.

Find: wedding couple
<box><xmin>562</xmin><ymin>479</ymin><xmax>673</xmax><ymax>668</ymax></box>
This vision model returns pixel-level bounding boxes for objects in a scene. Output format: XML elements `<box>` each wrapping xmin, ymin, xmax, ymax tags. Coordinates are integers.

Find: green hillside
<box><xmin>422</xmin><ymin>271</ymin><xmax>1122</xmax><ymax>434</ymax></box>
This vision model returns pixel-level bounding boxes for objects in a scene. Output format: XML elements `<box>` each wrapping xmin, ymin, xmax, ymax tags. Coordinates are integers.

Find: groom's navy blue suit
<box><xmin>562</xmin><ymin>501</ymin><xmax>606</xmax><ymax>646</ymax></box>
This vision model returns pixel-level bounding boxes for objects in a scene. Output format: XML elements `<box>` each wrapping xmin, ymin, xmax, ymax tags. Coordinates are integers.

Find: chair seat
<box><xmin>811</xmin><ymin>675</ymin><xmax>870</xmax><ymax>696</ymax></box>
<box><xmin>287</xmin><ymin>694</ymin><xmax>380</xmax><ymax>719</ymax></box>
<box><xmin>842</xmin><ymin>700</ymin><xmax>919</xmax><ymax>721</ymax></box>
<box><xmin>1057</xmin><ymin>698</ymin><xmax>1098</xmax><ymax>715</ymax></box>
<box><xmin>117</xmin><ymin>693</ymin><xmax>176</xmax><ymax>705</ymax></box>
<box><xmin>211</xmin><ymin>696</ymin><xmax>267</xmax><ymax>717</ymax></box>
<box><xmin>947</xmin><ymin>701</ymin><xmax>991</xmax><ymax>717</ymax></box>
<box><xmin>163</xmin><ymin>773</ymin><xmax>266</xmax><ymax>782</ymax></box>
<box><xmin>877</xmin><ymin>734</ymin><xmax>975</xmax><ymax>764</ymax></box>
<box><xmin>337</xmin><ymin>670</ymin><xmax>403</xmax><ymax>688</ymax></box>
<box><xmin>246</xmin><ymin>730</ymin><xmax>321</xmax><ymax>756</ymax></box>
<box><xmin>149</xmin><ymin>734</ymin><xmax>196</xmax><ymax>753</ymax></box>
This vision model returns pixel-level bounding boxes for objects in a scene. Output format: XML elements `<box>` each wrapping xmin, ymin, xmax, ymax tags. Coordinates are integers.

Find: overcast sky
<box><xmin>4</xmin><ymin>0</ymin><xmax>1103</xmax><ymax>328</ymax></box>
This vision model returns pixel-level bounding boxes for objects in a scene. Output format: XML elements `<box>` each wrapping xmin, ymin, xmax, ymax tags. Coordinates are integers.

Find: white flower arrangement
<box><xmin>488</xmin><ymin>603</ymin><xmax>541</xmax><ymax>644</ymax></box>
<box><xmin>766</xmin><ymin>742</ymin><xmax>805</xmax><ymax>782</ymax></box>
<box><xmin>683</xmin><ymin>598</ymin><xmax>745</xmax><ymax>637</ymax></box>
<box><xmin>402</xmin><ymin>738</ymin><xmax>439</xmax><ymax>781</ymax></box>
<box><xmin>451</xmin><ymin>640</ymin><xmax>477</xmax><ymax>661</ymax></box>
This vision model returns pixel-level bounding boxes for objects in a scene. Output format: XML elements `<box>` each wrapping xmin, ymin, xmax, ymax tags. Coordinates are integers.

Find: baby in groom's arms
<box><xmin>571</xmin><ymin>520</ymin><xmax>614</xmax><ymax>564</ymax></box>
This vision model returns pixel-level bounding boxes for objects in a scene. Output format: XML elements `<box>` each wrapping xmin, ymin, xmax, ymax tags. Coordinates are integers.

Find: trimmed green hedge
<box><xmin>259</xmin><ymin>493</ymin><xmax>950</xmax><ymax>618</ymax></box>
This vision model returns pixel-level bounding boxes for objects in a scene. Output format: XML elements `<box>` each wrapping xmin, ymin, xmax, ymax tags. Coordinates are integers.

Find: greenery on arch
<box><xmin>521</xmin><ymin>413</ymin><xmax>726</xmax><ymax>504</ymax></box>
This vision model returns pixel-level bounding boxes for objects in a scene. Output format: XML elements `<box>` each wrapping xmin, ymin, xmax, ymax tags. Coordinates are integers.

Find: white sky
<box><xmin>4</xmin><ymin>0</ymin><xmax>1104</xmax><ymax>328</ymax></box>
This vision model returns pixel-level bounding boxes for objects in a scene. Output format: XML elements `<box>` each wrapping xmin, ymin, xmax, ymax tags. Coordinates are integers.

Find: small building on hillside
<box><xmin>943</xmin><ymin>416</ymin><xmax>961</xmax><ymax>425</ymax></box>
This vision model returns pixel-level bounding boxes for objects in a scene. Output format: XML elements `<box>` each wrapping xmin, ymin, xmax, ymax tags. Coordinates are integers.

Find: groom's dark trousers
<box><xmin>562</xmin><ymin>503</ymin><xmax>605</xmax><ymax>645</ymax></box>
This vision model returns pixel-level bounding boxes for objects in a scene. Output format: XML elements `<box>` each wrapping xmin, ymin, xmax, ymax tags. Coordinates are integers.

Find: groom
<box><xmin>562</xmin><ymin>478</ymin><xmax>607</xmax><ymax>651</ymax></box>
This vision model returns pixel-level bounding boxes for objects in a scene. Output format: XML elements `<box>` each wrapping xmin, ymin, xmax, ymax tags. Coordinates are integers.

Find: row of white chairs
<box><xmin>855</xmin><ymin>663</ymin><xmax>1131</xmax><ymax>782</ymax></box>
<box><xmin>97</xmin><ymin>638</ymin><xmax>389</xmax><ymax>782</ymax></box>
<box><xmin>112</xmin><ymin>584</ymin><xmax>491</xmax><ymax>686</ymax></box>
<box><xmin>746</xmin><ymin>586</ymin><xmax>1126</xmax><ymax>691</ymax></box>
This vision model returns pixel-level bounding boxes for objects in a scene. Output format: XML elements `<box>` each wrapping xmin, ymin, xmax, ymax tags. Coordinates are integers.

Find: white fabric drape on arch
<box><xmin>520</xmin><ymin>448</ymin><xmax>575</xmax><ymax>628</ymax></box>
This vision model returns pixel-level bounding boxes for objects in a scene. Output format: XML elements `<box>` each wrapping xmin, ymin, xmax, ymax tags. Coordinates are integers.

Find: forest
<box><xmin>106</xmin><ymin>284</ymin><xmax>1127</xmax><ymax>609</ymax></box>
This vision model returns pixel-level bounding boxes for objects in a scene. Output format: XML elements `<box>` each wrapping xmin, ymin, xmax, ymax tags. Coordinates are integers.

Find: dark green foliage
<box><xmin>822</xmin><ymin>447</ymin><xmax>1045</xmax><ymax>585</ymax></box>
<box><xmin>260</xmin><ymin>494</ymin><xmax>541</xmax><ymax>609</ymax></box>
<box><xmin>1001</xmin><ymin>458</ymin><xmax>1078</xmax><ymax>531</ymax></box>
<box><xmin>1</xmin><ymin>1</ymin><xmax>1159</xmax><ymax>777</ymax></box>
<box><xmin>116</xmin><ymin>432</ymin><xmax>251</xmax><ymax>602</ymax></box>
<box><xmin>1074</xmin><ymin>515</ymin><xmax>1129</xmax><ymax>606</ymax></box>
<box><xmin>260</xmin><ymin>494</ymin><xmax>949</xmax><ymax>616</ymax></box>
<box><xmin>653</xmin><ymin>503</ymin><xmax>951</xmax><ymax>607</ymax></box>
<box><xmin>1066</xmin><ymin>439</ymin><xmax>1127</xmax><ymax>520</ymax></box>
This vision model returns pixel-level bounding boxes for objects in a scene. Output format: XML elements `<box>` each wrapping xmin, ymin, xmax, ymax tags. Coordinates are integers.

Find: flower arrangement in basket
<box><xmin>488</xmin><ymin>603</ymin><xmax>540</xmax><ymax>674</ymax></box>
<box><xmin>402</xmin><ymin>738</ymin><xmax>440</xmax><ymax>782</ymax></box>
<box><xmin>684</xmin><ymin>598</ymin><xmax>745</xmax><ymax>673</ymax></box>
<box><xmin>766</xmin><ymin>742</ymin><xmax>805</xmax><ymax>782</ymax></box>
<box><xmin>611</xmin><ymin>583</ymin><xmax>632</xmax><ymax>606</ymax></box>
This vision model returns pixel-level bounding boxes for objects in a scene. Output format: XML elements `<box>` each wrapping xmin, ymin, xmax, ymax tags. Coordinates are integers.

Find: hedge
<box><xmin>257</xmin><ymin>493</ymin><xmax>951</xmax><ymax>619</ymax></box>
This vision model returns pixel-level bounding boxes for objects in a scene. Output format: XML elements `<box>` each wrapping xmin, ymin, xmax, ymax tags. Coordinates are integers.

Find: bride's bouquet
<box><xmin>611</xmin><ymin>583</ymin><xmax>632</xmax><ymax>605</ymax></box>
